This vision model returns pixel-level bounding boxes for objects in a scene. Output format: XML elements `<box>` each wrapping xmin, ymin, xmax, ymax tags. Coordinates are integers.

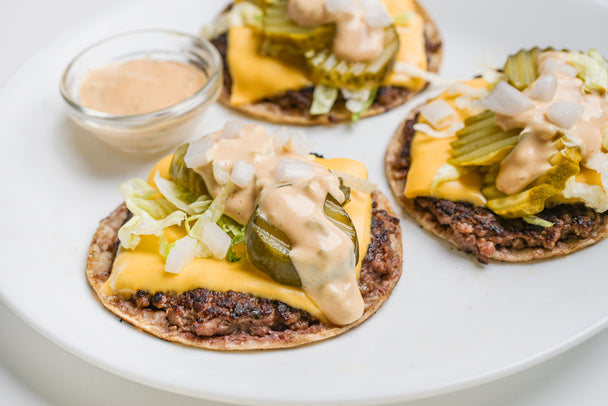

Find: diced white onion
<box><xmin>285</xmin><ymin>130</ymin><xmax>315</xmax><ymax>156</ymax></box>
<box><xmin>393</xmin><ymin>62</ymin><xmax>451</xmax><ymax>86</ymax></box>
<box><xmin>545</xmin><ymin>101</ymin><xmax>584</xmax><ymax>129</ymax></box>
<box><xmin>542</xmin><ymin>57</ymin><xmax>578</xmax><ymax>77</ymax></box>
<box><xmin>325</xmin><ymin>0</ymin><xmax>357</xmax><ymax>15</ymax></box>
<box><xmin>341</xmin><ymin>88</ymin><xmax>371</xmax><ymax>113</ymax></box>
<box><xmin>477</xmin><ymin>63</ymin><xmax>505</xmax><ymax>86</ymax></box>
<box><xmin>274</xmin><ymin>159</ymin><xmax>316</xmax><ymax>183</ymax></box>
<box><xmin>419</xmin><ymin>98</ymin><xmax>457</xmax><ymax>129</ymax></box>
<box><xmin>165</xmin><ymin>236</ymin><xmax>197</xmax><ymax>274</ymax></box>
<box><xmin>184</xmin><ymin>136</ymin><xmax>215</xmax><ymax>168</ymax></box>
<box><xmin>454</xmin><ymin>96</ymin><xmax>470</xmax><ymax>110</ymax></box>
<box><xmin>271</xmin><ymin>127</ymin><xmax>291</xmax><ymax>149</ymax></box>
<box><xmin>446</xmin><ymin>82</ymin><xmax>489</xmax><ymax>99</ymax></box>
<box><xmin>231</xmin><ymin>160</ymin><xmax>255</xmax><ymax>187</ymax></box>
<box><xmin>528</xmin><ymin>73</ymin><xmax>557</xmax><ymax>102</ymax></box>
<box><xmin>413</xmin><ymin>122</ymin><xmax>463</xmax><ymax>139</ymax></box>
<box><xmin>360</xmin><ymin>0</ymin><xmax>392</xmax><ymax>28</ymax></box>
<box><xmin>219</xmin><ymin>119</ymin><xmax>244</xmax><ymax>139</ymax></box>
<box><xmin>562</xmin><ymin>133</ymin><xmax>582</xmax><ymax>148</ymax></box>
<box><xmin>202</xmin><ymin>223</ymin><xmax>231</xmax><ymax>260</ymax></box>
<box><xmin>213</xmin><ymin>162</ymin><xmax>230</xmax><ymax>185</ymax></box>
<box><xmin>331</xmin><ymin>170</ymin><xmax>377</xmax><ymax>194</ymax></box>
<box><xmin>482</xmin><ymin>81</ymin><xmax>534</xmax><ymax>116</ymax></box>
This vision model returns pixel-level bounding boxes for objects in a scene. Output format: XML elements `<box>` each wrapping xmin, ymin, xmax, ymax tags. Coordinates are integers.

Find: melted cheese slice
<box><xmin>104</xmin><ymin>157</ymin><xmax>372</xmax><ymax>323</ymax></box>
<box><xmin>405</xmin><ymin>79</ymin><xmax>488</xmax><ymax>205</ymax></box>
<box><xmin>383</xmin><ymin>0</ymin><xmax>428</xmax><ymax>90</ymax></box>
<box><xmin>228</xmin><ymin>26</ymin><xmax>312</xmax><ymax>106</ymax></box>
<box><xmin>228</xmin><ymin>0</ymin><xmax>429</xmax><ymax>105</ymax></box>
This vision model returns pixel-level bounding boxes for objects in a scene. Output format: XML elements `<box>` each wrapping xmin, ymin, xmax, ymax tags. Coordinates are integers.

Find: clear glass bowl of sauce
<box><xmin>60</xmin><ymin>29</ymin><xmax>222</xmax><ymax>154</ymax></box>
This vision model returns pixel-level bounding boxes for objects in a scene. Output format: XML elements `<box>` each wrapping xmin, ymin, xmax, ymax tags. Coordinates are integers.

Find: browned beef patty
<box><xmin>386</xmin><ymin>114</ymin><xmax>608</xmax><ymax>264</ymax></box>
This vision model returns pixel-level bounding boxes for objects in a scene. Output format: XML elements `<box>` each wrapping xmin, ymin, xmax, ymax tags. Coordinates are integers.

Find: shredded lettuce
<box><xmin>225</xmin><ymin>232</ymin><xmax>245</xmax><ymax>262</ymax></box>
<box><xmin>216</xmin><ymin>214</ymin><xmax>246</xmax><ymax>262</ymax></box>
<box><xmin>351</xmin><ymin>87</ymin><xmax>379</xmax><ymax>122</ymax></box>
<box><xmin>522</xmin><ymin>215</ymin><xmax>554</xmax><ymax>228</ymax></box>
<box><xmin>568</xmin><ymin>49</ymin><xmax>608</xmax><ymax>93</ymax></box>
<box><xmin>118</xmin><ymin>211</ymin><xmax>186</xmax><ymax>250</ymax></box>
<box><xmin>118</xmin><ymin>149</ymin><xmax>250</xmax><ymax>268</ymax></box>
<box><xmin>119</xmin><ymin>179</ymin><xmax>176</xmax><ymax>219</ymax></box>
<box><xmin>562</xmin><ymin>176</ymin><xmax>608</xmax><ymax>213</ymax></box>
<box><xmin>118</xmin><ymin>179</ymin><xmax>187</xmax><ymax>249</ymax></box>
<box><xmin>310</xmin><ymin>84</ymin><xmax>339</xmax><ymax>115</ymax></box>
<box><xmin>430</xmin><ymin>164</ymin><xmax>469</xmax><ymax>195</ymax></box>
<box><xmin>154</xmin><ymin>172</ymin><xmax>211</xmax><ymax>215</ymax></box>
<box><xmin>392</xmin><ymin>12</ymin><xmax>413</xmax><ymax>25</ymax></box>
<box><xmin>158</xmin><ymin>235</ymin><xmax>175</xmax><ymax>261</ymax></box>
<box><xmin>200</xmin><ymin>2</ymin><xmax>262</xmax><ymax>39</ymax></box>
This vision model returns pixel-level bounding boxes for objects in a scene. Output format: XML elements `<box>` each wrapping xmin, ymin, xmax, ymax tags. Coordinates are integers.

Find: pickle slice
<box><xmin>260</xmin><ymin>0</ymin><xmax>336</xmax><ymax>56</ymax></box>
<box><xmin>487</xmin><ymin>134</ymin><xmax>582</xmax><ymax>218</ymax></box>
<box><xmin>324</xmin><ymin>195</ymin><xmax>359</xmax><ymax>260</ymax></box>
<box><xmin>450</xmin><ymin>110</ymin><xmax>498</xmax><ymax>148</ymax></box>
<box><xmin>169</xmin><ymin>144</ymin><xmax>209</xmax><ymax>198</ymax></box>
<box><xmin>245</xmin><ymin>194</ymin><xmax>359</xmax><ymax>287</ymax></box>
<box><xmin>448</xmin><ymin>111</ymin><xmax>522</xmax><ymax>166</ymax></box>
<box><xmin>246</xmin><ymin>209</ymin><xmax>302</xmax><ymax>286</ymax></box>
<box><xmin>503</xmin><ymin>47</ymin><xmax>543</xmax><ymax>91</ymax></box>
<box><xmin>480</xmin><ymin>164</ymin><xmax>506</xmax><ymax>200</ymax></box>
<box><xmin>305</xmin><ymin>25</ymin><xmax>399</xmax><ymax>90</ymax></box>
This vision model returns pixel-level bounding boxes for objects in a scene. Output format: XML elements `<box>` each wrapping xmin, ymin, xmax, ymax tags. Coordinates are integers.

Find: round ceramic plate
<box><xmin>1</xmin><ymin>0</ymin><xmax>607</xmax><ymax>405</ymax></box>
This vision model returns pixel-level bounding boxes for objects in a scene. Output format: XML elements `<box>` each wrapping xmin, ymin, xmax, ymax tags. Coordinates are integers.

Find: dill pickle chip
<box><xmin>324</xmin><ymin>195</ymin><xmax>359</xmax><ymax>260</ymax></box>
<box><xmin>260</xmin><ymin>0</ymin><xmax>335</xmax><ymax>56</ymax></box>
<box><xmin>169</xmin><ymin>144</ymin><xmax>209</xmax><ymax>197</ymax></box>
<box><xmin>480</xmin><ymin>164</ymin><xmax>506</xmax><ymax>200</ymax></box>
<box><xmin>246</xmin><ymin>209</ymin><xmax>302</xmax><ymax>286</ymax></box>
<box><xmin>503</xmin><ymin>47</ymin><xmax>544</xmax><ymax>91</ymax></box>
<box><xmin>487</xmin><ymin>134</ymin><xmax>582</xmax><ymax>218</ymax></box>
<box><xmin>450</xmin><ymin>111</ymin><xmax>497</xmax><ymax>147</ymax></box>
<box><xmin>245</xmin><ymin>194</ymin><xmax>358</xmax><ymax>287</ymax></box>
<box><xmin>482</xmin><ymin>184</ymin><xmax>507</xmax><ymax>200</ymax></box>
<box><xmin>305</xmin><ymin>25</ymin><xmax>399</xmax><ymax>90</ymax></box>
<box><xmin>448</xmin><ymin>111</ymin><xmax>522</xmax><ymax>166</ymax></box>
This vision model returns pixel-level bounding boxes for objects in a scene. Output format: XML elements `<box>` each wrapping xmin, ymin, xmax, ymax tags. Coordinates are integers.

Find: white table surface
<box><xmin>2</xmin><ymin>1</ymin><xmax>607</xmax><ymax>405</ymax></box>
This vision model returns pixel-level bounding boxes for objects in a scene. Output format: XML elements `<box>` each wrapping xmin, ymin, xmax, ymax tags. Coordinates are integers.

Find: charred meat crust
<box><xmin>388</xmin><ymin>114</ymin><xmax>608</xmax><ymax>264</ymax></box>
<box><xmin>209</xmin><ymin>30</ymin><xmax>442</xmax><ymax>120</ymax></box>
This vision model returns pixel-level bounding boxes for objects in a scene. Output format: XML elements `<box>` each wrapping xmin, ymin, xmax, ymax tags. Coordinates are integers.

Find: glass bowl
<box><xmin>60</xmin><ymin>29</ymin><xmax>222</xmax><ymax>154</ymax></box>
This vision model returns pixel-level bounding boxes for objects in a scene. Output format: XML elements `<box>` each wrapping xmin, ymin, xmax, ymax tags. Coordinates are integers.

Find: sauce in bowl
<box><xmin>79</xmin><ymin>59</ymin><xmax>207</xmax><ymax>116</ymax></box>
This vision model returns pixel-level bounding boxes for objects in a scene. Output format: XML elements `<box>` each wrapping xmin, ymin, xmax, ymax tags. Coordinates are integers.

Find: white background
<box><xmin>1</xmin><ymin>1</ymin><xmax>608</xmax><ymax>405</ymax></box>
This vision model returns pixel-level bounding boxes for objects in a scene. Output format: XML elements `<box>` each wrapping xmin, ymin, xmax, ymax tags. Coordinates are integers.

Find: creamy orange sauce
<box><xmin>259</xmin><ymin>174</ymin><xmax>363</xmax><ymax>325</ymax></box>
<box><xmin>287</xmin><ymin>0</ymin><xmax>385</xmax><ymax>62</ymax></box>
<box><xmin>495</xmin><ymin>51</ymin><xmax>608</xmax><ymax>194</ymax></box>
<box><xmin>79</xmin><ymin>59</ymin><xmax>206</xmax><ymax>115</ymax></box>
<box><xmin>192</xmin><ymin>124</ymin><xmax>365</xmax><ymax>325</ymax></box>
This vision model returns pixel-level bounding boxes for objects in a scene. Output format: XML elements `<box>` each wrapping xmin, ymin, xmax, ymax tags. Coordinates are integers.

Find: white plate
<box><xmin>1</xmin><ymin>0</ymin><xmax>608</xmax><ymax>405</ymax></box>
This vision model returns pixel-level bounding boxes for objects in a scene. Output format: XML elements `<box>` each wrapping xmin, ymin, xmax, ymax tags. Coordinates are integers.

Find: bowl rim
<box><xmin>59</xmin><ymin>28</ymin><xmax>222</xmax><ymax>127</ymax></box>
